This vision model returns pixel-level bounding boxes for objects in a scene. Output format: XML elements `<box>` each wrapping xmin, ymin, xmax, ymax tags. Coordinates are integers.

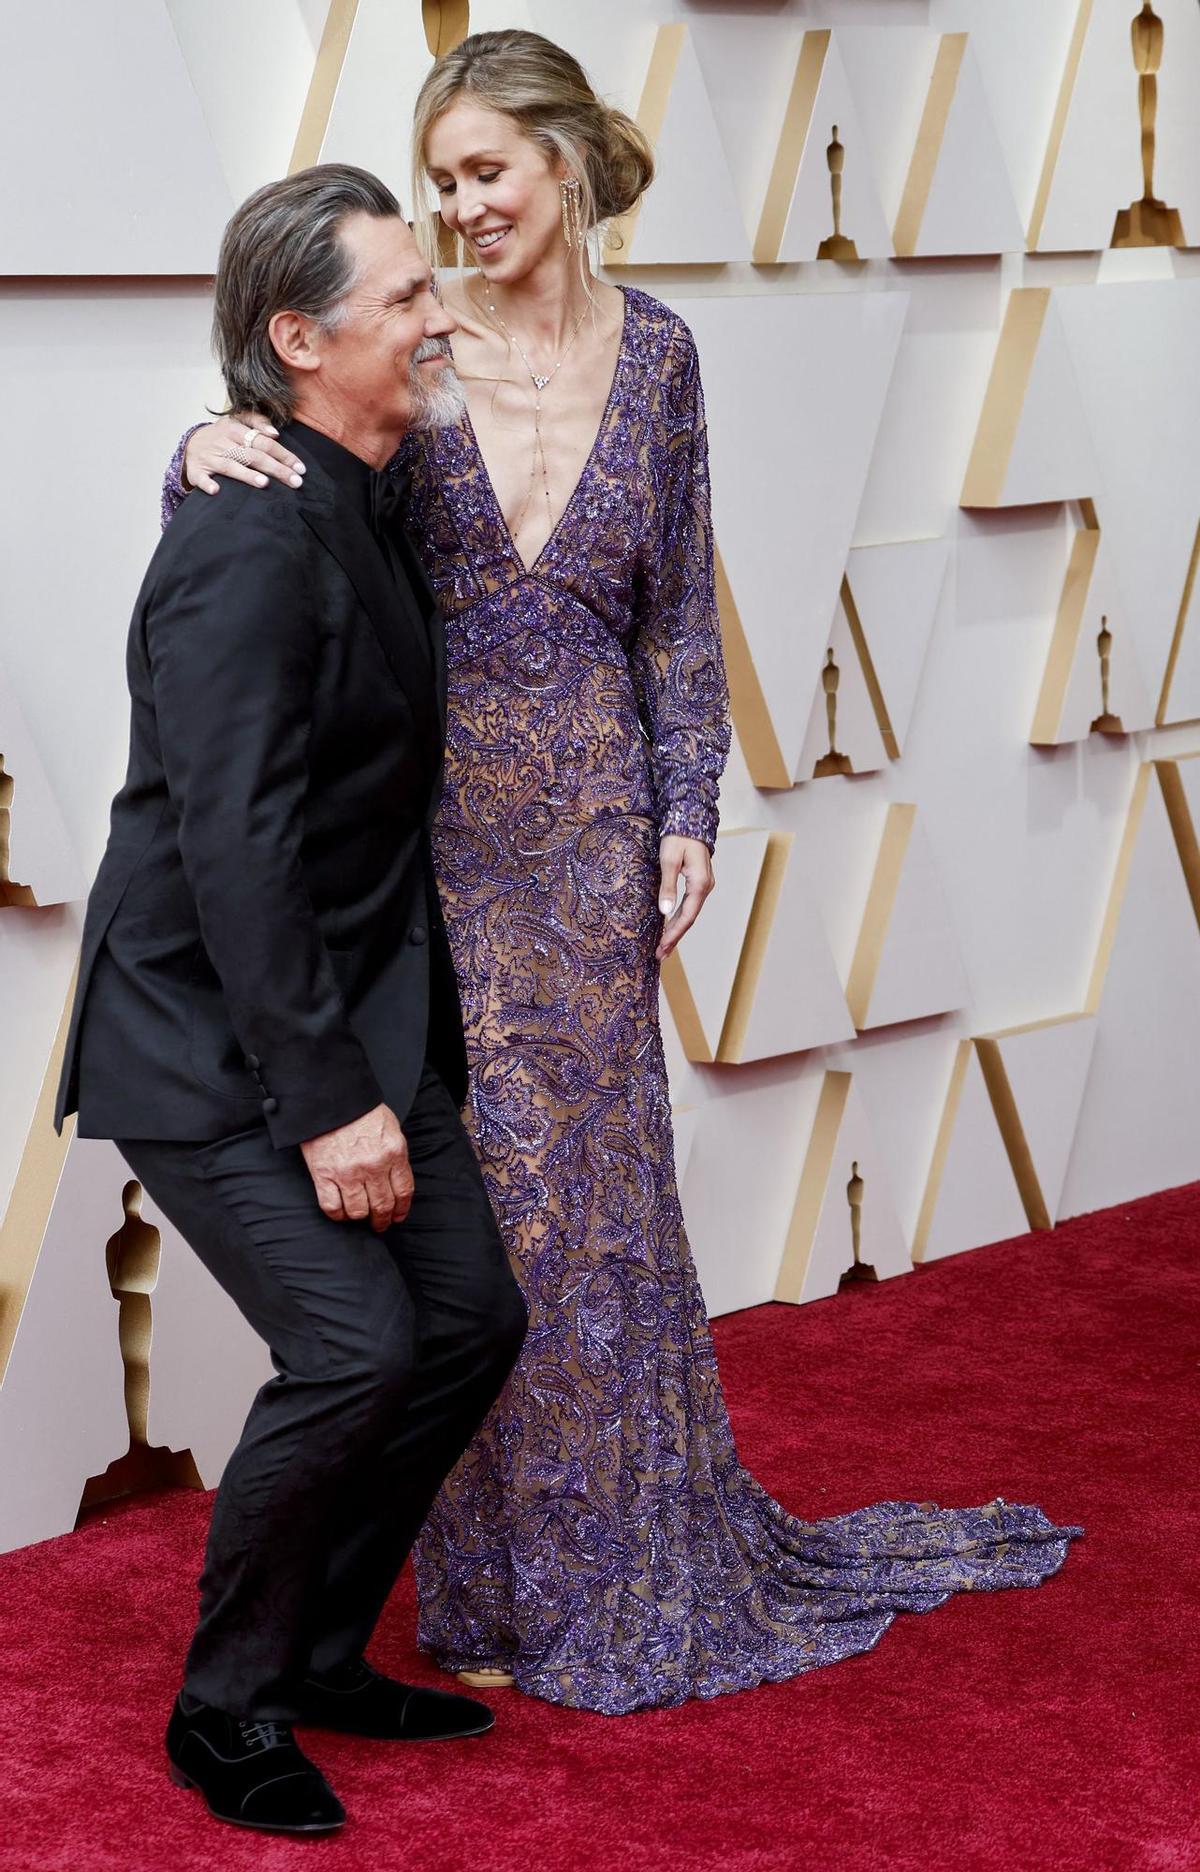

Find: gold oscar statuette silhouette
<box><xmin>1090</xmin><ymin>615</ymin><xmax>1125</xmax><ymax>734</ymax></box>
<box><xmin>0</xmin><ymin>753</ymin><xmax>34</xmax><ymax>908</ymax></box>
<box><xmin>838</xmin><ymin>1161</ymin><xmax>878</xmax><ymax>1288</ymax></box>
<box><xmin>1112</xmin><ymin>3</ymin><xmax>1185</xmax><ymax>248</ymax></box>
<box><xmin>814</xmin><ymin>648</ymin><xmax>854</xmax><ymax>777</ymax></box>
<box><xmin>77</xmin><ymin>1181</ymin><xmax>201</xmax><ymax>1519</ymax></box>
<box><xmin>817</xmin><ymin>125</ymin><xmax>859</xmax><ymax>262</ymax></box>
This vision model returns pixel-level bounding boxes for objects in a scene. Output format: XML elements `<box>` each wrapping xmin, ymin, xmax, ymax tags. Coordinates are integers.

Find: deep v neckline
<box><xmin>459</xmin><ymin>286</ymin><xmax>629</xmax><ymax>580</ymax></box>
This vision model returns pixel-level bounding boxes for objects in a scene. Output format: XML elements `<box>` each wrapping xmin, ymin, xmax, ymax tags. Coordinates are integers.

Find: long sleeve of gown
<box><xmin>160</xmin><ymin>424</ymin><xmax>205</xmax><ymax>529</ymax></box>
<box><xmin>629</xmin><ymin>323</ymin><xmax>731</xmax><ymax>852</ymax></box>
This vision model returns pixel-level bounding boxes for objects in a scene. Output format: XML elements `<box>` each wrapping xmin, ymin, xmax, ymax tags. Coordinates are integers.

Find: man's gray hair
<box><xmin>212</xmin><ymin>164</ymin><xmax>403</xmax><ymax>427</ymax></box>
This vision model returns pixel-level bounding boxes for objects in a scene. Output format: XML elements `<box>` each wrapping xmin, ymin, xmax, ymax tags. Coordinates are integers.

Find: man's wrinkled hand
<box><xmin>300</xmin><ymin>1103</ymin><xmax>413</xmax><ymax>1234</ymax></box>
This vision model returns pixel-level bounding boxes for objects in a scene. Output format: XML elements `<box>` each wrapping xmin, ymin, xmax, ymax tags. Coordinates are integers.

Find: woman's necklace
<box><xmin>485</xmin><ymin>293</ymin><xmax>590</xmax><ymax>543</ymax></box>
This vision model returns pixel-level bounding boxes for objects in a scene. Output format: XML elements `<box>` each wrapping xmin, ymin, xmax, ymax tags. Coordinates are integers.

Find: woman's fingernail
<box><xmin>289</xmin><ymin>475</ymin><xmax>302</xmax><ymax>487</ymax></box>
<box><xmin>659</xmin><ymin>899</ymin><xmax>673</xmax><ymax>916</ymax></box>
<box><xmin>296</xmin><ymin>461</ymin><xmax>307</xmax><ymax>473</ymax></box>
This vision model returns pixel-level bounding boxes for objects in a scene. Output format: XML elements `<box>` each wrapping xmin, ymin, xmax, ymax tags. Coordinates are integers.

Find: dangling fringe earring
<box><xmin>560</xmin><ymin>177</ymin><xmax>584</xmax><ymax>252</ymax></box>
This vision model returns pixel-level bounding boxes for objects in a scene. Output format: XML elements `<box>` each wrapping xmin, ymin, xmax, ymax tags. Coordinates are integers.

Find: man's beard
<box><xmin>408</xmin><ymin>338</ymin><xmax>466</xmax><ymax>430</ymax></box>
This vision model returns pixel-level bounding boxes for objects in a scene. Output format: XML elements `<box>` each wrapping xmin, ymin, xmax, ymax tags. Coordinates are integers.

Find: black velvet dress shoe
<box><xmin>165</xmin><ymin>1695</ymin><xmax>346</xmax><ymax>1835</ymax></box>
<box><xmin>300</xmin><ymin>1658</ymin><xmax>495</xmax><ymax>1740</ymax></box>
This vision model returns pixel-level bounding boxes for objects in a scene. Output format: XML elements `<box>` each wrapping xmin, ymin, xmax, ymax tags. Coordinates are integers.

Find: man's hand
<box><xmin>300</xmin><ymin>1104</ymin><xmax>413</xmax><ymax>1234</ymax></box>
<box><xmin>656</xmin><ymin>835</ymin><xmax>715</xmax><ymax>961</ymax></box>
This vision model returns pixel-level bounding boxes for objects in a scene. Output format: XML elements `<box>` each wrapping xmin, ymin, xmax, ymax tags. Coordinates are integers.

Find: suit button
<box><xmin>245</xmin><ymin>1054</ymin><xmax>261</xmax><ymax>1071</ymax></box>
<box><xmin>409</xmin><ymin>925</ymin><xmax>428</xmax><ymax>945</ymax></box>
<box><xmin>261</xmin><ymin>1096</ymin><xmax>279</xmax><ymax>1116</ymax></box>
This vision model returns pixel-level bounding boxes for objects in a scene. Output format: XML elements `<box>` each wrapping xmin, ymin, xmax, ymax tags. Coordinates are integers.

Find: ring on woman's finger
<box><xmin>243</xmin><ymin>426</ymin><xmax>261</xmax><ymax>449</ymax></box>
<box><xmin>219</xmin><ymin>444</ymin><xmax>259</xmax><ymax>468</ymax></box>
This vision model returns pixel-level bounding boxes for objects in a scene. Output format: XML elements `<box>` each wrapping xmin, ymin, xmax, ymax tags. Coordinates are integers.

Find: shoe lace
<box><xmin>238</xmin><ymin>1719</ymin><xmax>288</xmax><ymax>1753</ymax></box>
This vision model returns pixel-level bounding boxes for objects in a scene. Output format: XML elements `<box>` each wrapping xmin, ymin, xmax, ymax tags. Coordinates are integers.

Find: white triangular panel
<box><xmin>853</xmin><ymin>813</ymin><xmax>970</xmax><ymax>1033</ymax></box>
<box><xmin>846</xmin><ymin>538</ymin><xmax>948</xmax><ymax>755</ymax></box>
<box><xmin>1037</xmin><ymin>0</ymin><xmax>1200</xmax><ymax>253</ymax></box>
<box><xmin>911</xmin><ymin>42</ymin><xmax>1024</xmax><ymax>257</ymax></box>
<box><xmin>1</xmin><ymin>0</ymin><xmax>234</xmax><ymax>274</ymax></box>
<box><xmin>999</xmin><ymin>294</ymin><xmax>1100</xmax><ymax>508</ymax></box>
<box><xmin>661</xmin><ymin>828</ymin><xmax>768</xmax><ymax>1062</ymax></box>
<box><xmin>670</xmin><ymin>291</ymin><xmax>908</xmax><ymax>782</ymax></box>
<box><xmin>1</xmin><ymin>654</ymin><xmax>84</xmax><ymax>908</ymax></box>
<box><xmin>1045</xmin><ymin>535</ymin><xmax>1154</xmax><ymax>743</ymax></box>
<box><xmin>685</xmin><ymin>1068</ymin><xmax>824</xmax><ymax>1319</ymax></box>
<box><xmin>1159</xmin><ymin>527</ymin><xmax>1200</xmax><ymax>725</ymax></box>
<box><xmin>772</xmin><ymin>34</ymin><xmax>892</xmax><ymax>262</ymax></box>
<box><xmin>918</xmin><ymin>1044</ymin><xmax>1028</xmax><ymax>1264</ymax></box>
<box><xmin>1061</xmin><ymin>770</ymin><xmax>1200</xmax><ymax>1216</ymax></box>
<box><xmin>989</xmin><ymin>1017</ymin><xmax>1097</xmax><ymax>1223</ymax></box>
<box><xmin>782</xmin><ymin>1076</ymin><xmax>912</xmax><ymax>1304</ymax></box>
<box><xmin>1057</xmin><ymin>280</ymin><xmax>1200</xmax><ymax>709</ymax></box>
<box><xmin>166</xmin><ymin>0</ymin><xmax>324</xmax><ymax>203</ymax></box>
<box><xmin>623</xmin><ymin>28</ymin><xmax>750</xmax><ymax>265</ymax></box>
<box><xmin>0</xmin><ymin>1138</ymin><xmax>129</xmax><ymax>1553</ymax></box>
<box><xmin>720</xmin><ymin>835</ymin><xmax>855</xmax><ymax>1063</ymax></box>
<box><xmin>796</xmin><ymin>590</ymin><xmax>889</xmax><ymax>783</ymax></box>
<box><xmin>319</xmin><ymin>2</ymin><xmax>435</xmax><ymax>202</ymax></box>
<box><xmin>0</xmin><ymin>1131</ymin><xmax>271</xmax><ymax>1556</ymax></box>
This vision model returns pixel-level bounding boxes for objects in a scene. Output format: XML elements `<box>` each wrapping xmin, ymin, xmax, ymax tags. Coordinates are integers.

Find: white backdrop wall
<box><xmin>2</xmin><ymin>0</ymin><xmax>1199</xmax><ymax>1549</ymax></box>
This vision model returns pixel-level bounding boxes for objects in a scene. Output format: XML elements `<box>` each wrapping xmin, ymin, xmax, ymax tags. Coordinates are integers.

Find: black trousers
<box><xmin>118</xmin><ymin>1066</ymin><xmax>526</xmax><ymax>1720</ymax></box>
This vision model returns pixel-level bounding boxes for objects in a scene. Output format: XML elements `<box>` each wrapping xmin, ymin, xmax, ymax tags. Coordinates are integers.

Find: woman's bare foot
<box><xmin>456</xmin><ymin>1668</ymin><xmax>516</xmax><ymax>1689</ymax></box>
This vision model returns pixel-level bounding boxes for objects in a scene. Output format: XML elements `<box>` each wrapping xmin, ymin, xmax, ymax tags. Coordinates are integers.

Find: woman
<box><xmin>164</xmin><ymin>31</ymin><xmax>1078</xmax><ymax>1714</ymax></box>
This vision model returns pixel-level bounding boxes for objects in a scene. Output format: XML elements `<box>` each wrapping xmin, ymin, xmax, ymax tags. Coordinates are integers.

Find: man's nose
<box><xmin>428</xmin><ymin>295</ymin><xmax>458</xmax><ymax>339</ymax></box>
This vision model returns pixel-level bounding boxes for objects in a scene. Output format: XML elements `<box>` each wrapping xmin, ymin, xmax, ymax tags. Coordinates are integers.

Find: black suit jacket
<box><xmin>56</xmin><ymin>424</ymin><xmax>467</xmax><ymax>1149</ymax></box>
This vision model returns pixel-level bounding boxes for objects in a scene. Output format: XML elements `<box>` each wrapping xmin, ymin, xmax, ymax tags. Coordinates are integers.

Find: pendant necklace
<box><xmin>485</xmin><ymin>293</ymin><xmax>589</xmax><ymax>542</ymax></box>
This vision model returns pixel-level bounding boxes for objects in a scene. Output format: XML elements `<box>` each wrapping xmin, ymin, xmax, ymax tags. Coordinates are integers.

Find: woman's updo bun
<box><xmin>412</xmin><ymin>29</ymin><xmax>655</xmax><ymax>261</ymax></box>
<box><xmin>592</xmin><ymin>103</ymin><xmax>655</xmax><ymax>222</ymax></box>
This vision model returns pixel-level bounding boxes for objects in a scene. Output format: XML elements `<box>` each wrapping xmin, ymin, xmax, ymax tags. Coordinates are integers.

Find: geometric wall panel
<box><xmin>0</xmin><ymin>0</ymin><xmax>234</xmax><ymax>274</ymax></box>
<box><xmin>1031</xmin><ymin>0</ymin><xmax>1200</xmax><ymax>253</ymax></box>
<box><xmin>715</xmin><ymin>832</ymin><xmax>855</xmax><ymax>1065</ymax></box>
<box><xmin>795</xmin><ymin>582</ymin><xmax>890</xmax><ymax>784</ymax></box>
<box><xmin>604</xmin><ymin>25</ymin><xmax>750</xmax><ymax>266</ymax></box>
<box><xmin>0</xmin><ymin>1138</ymin><xmax>128</xmax><ymax>1554</ymax></box>
<box><xmin>912</xmin><ymin>1039</ymin><xmax>1031</xmax><ymax>1265</ymax></box>
<box><xmin>1061</xmin><ymin>761</ymin><xmax>1200</xmax><ymax>1216</ymax></box>
<box><xmin>754</xmin><ymin>30</ymin><xmax>891</xmax><ymax>263</ymax></box>
<box><xmin>310</xmin><ymin>0</ymin><xmax>442</xmax><ymax>194</ymax></box>
<box><xmin>0</xmin><ymin>1133</ymin><xmax>270</xmax><ymax>1554</ymax></box>
<box><xmin>684</xmin><ymin>1071</ymin><xmax>821</xmax><ymax>1321</ymax></box>
<box><xmin>843</xmin><ymin>540</ymin><xmax>948</xmax><ymax>760</ymax></box>
<box><xmin>675</xmin><ymin>290</ymin><xmax>908</xmax><ymax>787</ymax></box>
<box><xmin>843</xmin><ymin>805</ymin><xmax>970</xmax><ymax>1033</ymax></box>
<box><xmin>961</xmin><ymin>288</ymin><xmax>1099</xmax><ymax>509</ymax></box>
<box><xmin>775</xmin><ymin>1071</ymin><xmax>912</xmax><ymax>1305</ymax></box>
<box><xmin>1055</xmin><ymin>280</ymin><xmax>1200</xmax><ymax>715</ymax></box>
<box><xmin>0</xmin><ymin>657</ymin><xmax>84</xmax><ymax>910</ymax></box>
<box><xmin>1156</xmin><ymin>517</ymin><xmax>1200</xmax><ymax>726</ymax></box>
<box><xmin>1030</xmin><ymin>505</ymin><xmax>1154</xmax><ymax>745</ymax></box>
<box><xmin>975</xmin><ymin>1015</ymin><xmax>1097</xmax><ymax>1227</ymax></box>
<box><xmin>894</xmin><ymin>35</ymin><xmax>1024</xmax><ymax>258</ymax></box>
<box><xmin>166</xmin><ymin>0</ymin><xmax>325</xmax><ymax>204</ymax></box>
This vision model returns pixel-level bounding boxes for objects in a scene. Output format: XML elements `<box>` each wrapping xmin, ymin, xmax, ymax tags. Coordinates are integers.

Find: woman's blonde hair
<box><xmin>410</xmin><ymin>29</ymin><xmax>654</xmax><ymax>273</ymax></box>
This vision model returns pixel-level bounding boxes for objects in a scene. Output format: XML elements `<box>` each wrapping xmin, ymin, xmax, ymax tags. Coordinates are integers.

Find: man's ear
<box><xmin>269</xmin><ymin>309</ymin><xmax>322</xmax><ymax>376</ymax></box>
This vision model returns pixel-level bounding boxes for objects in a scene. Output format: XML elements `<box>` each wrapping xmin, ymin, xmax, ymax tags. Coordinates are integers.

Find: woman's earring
<box><xmin>560</xmin><ymin>177</ymin><xmax>584</xmax><ymax>252</ymax></box>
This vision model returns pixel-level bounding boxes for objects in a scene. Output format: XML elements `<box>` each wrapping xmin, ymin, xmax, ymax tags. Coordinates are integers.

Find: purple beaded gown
<box><xmin>165</xmin><ymin>286</ymin><xmax>1079</xmax><ymax>1715</ymax></box>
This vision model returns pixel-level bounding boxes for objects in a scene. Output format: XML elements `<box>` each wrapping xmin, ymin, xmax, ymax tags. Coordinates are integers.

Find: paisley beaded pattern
<box><xmin>163</xmin><ymin>287</ymin><xmax>1080</xmax><ymax>1715</ymax></box>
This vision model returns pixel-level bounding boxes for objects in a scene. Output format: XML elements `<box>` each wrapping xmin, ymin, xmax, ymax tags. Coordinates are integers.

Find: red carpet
<box><xmin>3</xmin><ymin>1183</ymin><xmax>1198</xmax><ymax>1872</ymax></box>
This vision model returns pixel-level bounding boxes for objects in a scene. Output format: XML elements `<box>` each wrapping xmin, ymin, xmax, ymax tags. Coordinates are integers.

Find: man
<box><xmin>56</xmin><ymin>165</ymin><xmax>527</xmax><ymax>1837</ymax></box>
